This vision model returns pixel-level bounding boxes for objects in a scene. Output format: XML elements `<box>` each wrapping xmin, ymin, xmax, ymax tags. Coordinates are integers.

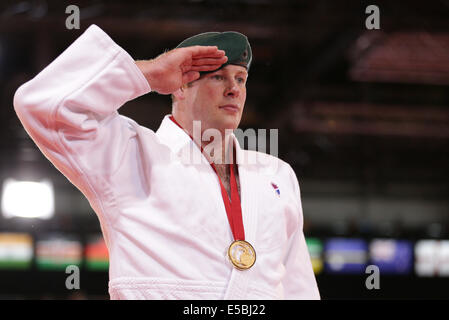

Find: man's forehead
<box><xmin>188</xmin><ymin>65</ymin><xmax>248</xmax><ymax>86</ymax></box>
<box><xmin>211</xmin><ymin>65</ymin><xmax>248</xmax><ymax>75</ymax></box>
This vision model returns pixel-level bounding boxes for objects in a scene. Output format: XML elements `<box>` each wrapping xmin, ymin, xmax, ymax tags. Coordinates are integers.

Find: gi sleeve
<box><xmin>282</xmin><ymin>165</ymin><xmax>321</xmax><ymax>299</ymax></box>
<box><xmin>13</xmin><ymin>24</ymin><xmax>151</xmax><ymax>195</ymax></box>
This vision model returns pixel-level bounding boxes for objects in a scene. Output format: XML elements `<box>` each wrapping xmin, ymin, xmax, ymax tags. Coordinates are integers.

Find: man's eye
<box><xmin>237</xmin><ymin>77</ymin><xmax>246</xmax><ymax>83</ymax></box>
<box><xmin>212</xmin><ymin>75</ymin><xmax>224</xmax><ymax>80</ymax></box>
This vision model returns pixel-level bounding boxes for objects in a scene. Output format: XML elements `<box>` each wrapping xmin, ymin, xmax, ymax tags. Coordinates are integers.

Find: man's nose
<box><xmin>224</xmin><ymin>80</ymin><xmax>240</xmax><ymax>98</ymax></box>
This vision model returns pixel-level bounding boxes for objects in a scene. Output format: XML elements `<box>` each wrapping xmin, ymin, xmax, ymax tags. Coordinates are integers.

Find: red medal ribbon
<box><xmin>169</xmin><ymin>115</ymin><xmax>245</xmax><ymax>241</ymax></box>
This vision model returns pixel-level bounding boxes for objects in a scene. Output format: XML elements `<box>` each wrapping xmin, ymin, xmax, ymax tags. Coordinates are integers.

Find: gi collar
<box><xmin>155</xmin><ymin>114</ymin><xmax>245</xmax><ymax>166</ymax></box>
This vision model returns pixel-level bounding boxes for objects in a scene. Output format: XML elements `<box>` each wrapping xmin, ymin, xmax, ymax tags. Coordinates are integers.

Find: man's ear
<box><xmin>172</xmin><ymin>86</ymin><xmax>185</xmax><ymax>100</ymax></box>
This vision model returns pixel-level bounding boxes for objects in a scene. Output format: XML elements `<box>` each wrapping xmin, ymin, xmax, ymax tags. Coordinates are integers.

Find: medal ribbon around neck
<box><xmin>169</xmin><ymin>115</ymin><xmax>255</xmax><ymax>270</ymax></box>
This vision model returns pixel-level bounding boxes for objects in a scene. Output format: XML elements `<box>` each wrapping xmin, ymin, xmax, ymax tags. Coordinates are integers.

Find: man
<box><xmin>13</xmin><ymin>24</ymin><xmax>320</xmax><ymax>299</ymax></box>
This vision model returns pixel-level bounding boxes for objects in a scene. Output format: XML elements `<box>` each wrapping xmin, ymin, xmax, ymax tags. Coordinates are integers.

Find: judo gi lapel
<box><xmin>155</xmin><ymin>115</ymin><xmax>227</xmax><ymax>202</ymax></box>
<box><xmin>155</xmin><ymin>115</ymin><xmax>193</xmax><ymax>156</ymax></box>
<box><xmin>223</xmin><ymin>135</ymin><xmax>260</xmax><ymax>300</ymax></box>
<box><xmin>156</xmin><ymin>115</ymin><xmax>261</xmax><ymax>299</ymax></box>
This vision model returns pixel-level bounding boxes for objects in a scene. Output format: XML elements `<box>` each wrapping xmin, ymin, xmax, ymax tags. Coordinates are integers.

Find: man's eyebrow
<box><xmin>236</xmin><ymin>71</ymin><xmax>248</xmax><ymax>77</ymax></box>
<box><xmin>209</xmin><ymin>69</ymin><xmax>248</xmax><ymax>77</ymax></box>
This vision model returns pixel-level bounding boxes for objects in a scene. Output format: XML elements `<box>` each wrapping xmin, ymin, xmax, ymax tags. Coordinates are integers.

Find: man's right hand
<box><xmin>135</xmin><ymin>46</ymin><xmax>228</xmax><ymax>95</ymax></box>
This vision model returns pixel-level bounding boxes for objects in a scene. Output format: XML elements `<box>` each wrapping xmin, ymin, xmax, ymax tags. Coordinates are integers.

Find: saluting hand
<box><xmin>135</xmin><ymin>46</ymin><xmax>228</xmax><ymax>95</ymax></box>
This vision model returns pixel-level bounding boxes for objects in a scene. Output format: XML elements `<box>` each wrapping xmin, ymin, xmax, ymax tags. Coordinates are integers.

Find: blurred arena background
<box><xmin>0</xmin><ymin>0</ymin><xmax>448</xmax><ymax>299</ymax></box>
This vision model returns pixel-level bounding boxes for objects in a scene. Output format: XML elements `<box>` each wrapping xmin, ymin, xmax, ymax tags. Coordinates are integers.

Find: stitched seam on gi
<box><xmin>109</xmin><ymin>278</ymin><xmax>226</xmax><ymax>293</ymax></box>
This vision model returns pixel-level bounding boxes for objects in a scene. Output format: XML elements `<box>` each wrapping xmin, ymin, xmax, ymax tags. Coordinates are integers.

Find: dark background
<box><xmin>0</xmin><ymin>0</ymin><xmax>448</xmax><ymax>299</ymax></box>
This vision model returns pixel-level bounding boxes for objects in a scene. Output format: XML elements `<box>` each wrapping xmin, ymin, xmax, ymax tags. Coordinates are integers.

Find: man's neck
<box><xmin>200</xmin><ymin>133</ymin><xmax>235</xmax><ymax>165</ymax></box>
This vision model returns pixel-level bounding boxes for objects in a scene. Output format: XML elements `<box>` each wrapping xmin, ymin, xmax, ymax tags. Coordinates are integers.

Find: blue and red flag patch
<box><xmin>271</xmin><ymin>182</ymin><xmax>280</xmax><ymax>196</ymax></box>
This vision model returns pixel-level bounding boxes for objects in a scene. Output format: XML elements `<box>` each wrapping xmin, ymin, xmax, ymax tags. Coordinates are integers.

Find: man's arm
<box><xmin>14</xmin><ymin>25</ymin><xmax>149</xmax><ymax>186</ymax></box>
<box><xmin>13</xmin><ymin>24</ymin><xmax>227</xmax><ymax>189</ymax></box>
<box><xmin>281</xmin><ymin>165</ymin><xmax>321</xmax><ymax>299</ymax></box>
<box><xmin>282</xmin><ymin>225</ymin><xmax>321</xmax><ymax>299</ymax></box>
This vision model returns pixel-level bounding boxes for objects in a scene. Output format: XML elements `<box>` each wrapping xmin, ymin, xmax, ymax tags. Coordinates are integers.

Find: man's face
<box><xmin>183</xmin><ymin>64</ymin><xmax>247</xmax><ymax>132</ymax></box>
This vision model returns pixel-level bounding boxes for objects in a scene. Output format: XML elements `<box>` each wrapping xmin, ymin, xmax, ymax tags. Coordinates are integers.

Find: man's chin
<box><xmin>198</xmin><ymin>116</ymin><xmax>240</xmax><ymax>133</ymax></box>
<box><xmin>220</xmin><ymin>120</ymin><xmax>239</xmax><ymax>132</ymax></box>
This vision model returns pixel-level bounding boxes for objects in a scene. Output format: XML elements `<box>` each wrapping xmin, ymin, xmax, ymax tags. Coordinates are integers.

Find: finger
<box><xmin>181</xmin><ymin>57</ymin><xmax>220</xmax><ymax>72</ymax></box>
<box><xmin>193</xmin><ymin>50</ymin><xmax>226</xmax><ymax>59</ymax></box>
<box><xmin>189</xmin><ymin>65</ymin><xmax>223</xmax><ymax>72</ymax></box>
<box><xmin>187</xmin><ymin>46</ymin><xmax>225</xmax><ymax>57</ymax></box>
<box><xmin>181</xmin><ymin>62</ymin><xmax>223</xmax><ymax>73</ymax></box>
<box><xmin>182</xmin><ymin>71</ymin><xmax>200</xmax><ymax>84</ymax></box>
<box><xmin>192</xmin><ymin>56</ymin><xmax>228</xmax><ymax>66</ymax></box>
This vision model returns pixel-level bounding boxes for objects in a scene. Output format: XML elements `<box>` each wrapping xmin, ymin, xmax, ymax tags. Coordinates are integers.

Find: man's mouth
<box><xmin>219</xmin><ymin>104</ymin><xmax>239</xmax><ymax>112</ymax></box>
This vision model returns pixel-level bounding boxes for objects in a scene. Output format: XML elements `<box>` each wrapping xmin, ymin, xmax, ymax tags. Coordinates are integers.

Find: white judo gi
<box><xmin>13</xmin><ymin>25</ymin><xmax>320</xmax><ymax>300</ymax></box>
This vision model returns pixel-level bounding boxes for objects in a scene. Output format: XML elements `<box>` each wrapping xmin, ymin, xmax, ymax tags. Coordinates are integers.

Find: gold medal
<box><xmin>228</xmin><ymin>240</ymin><xmax>256</xmax><ymax>270</ymax></box>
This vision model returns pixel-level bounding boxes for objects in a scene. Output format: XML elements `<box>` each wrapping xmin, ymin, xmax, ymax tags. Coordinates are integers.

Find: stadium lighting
<box><xmin>1</xmin><ymin>179</ymin><xmax>54</xmax><ymax>219</ymax></box>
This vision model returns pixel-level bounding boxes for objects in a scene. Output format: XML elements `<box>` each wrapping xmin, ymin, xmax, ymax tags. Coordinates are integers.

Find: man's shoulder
<box><xmin>240</xmin><ymin>148</ymin><xmax>286</xmax><ymax>163</ymax></box>
<box><xmin>239</xmin><ymin>149</ymin><xmax>294</xmax><ymax>176</ymax></box>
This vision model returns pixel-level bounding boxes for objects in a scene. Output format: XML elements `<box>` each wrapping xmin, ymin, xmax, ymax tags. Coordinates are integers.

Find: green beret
<box><xmin>176</xmin><ymin>31</ymin><xmax>252</xmax><ymax>73</ymax></box>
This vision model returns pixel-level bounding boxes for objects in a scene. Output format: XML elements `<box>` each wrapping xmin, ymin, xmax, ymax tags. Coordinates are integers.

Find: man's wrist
<box><xmin>135</xmin><ymin>59</ymin><xmax>164</xmax><ymax>94</ymax></box>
